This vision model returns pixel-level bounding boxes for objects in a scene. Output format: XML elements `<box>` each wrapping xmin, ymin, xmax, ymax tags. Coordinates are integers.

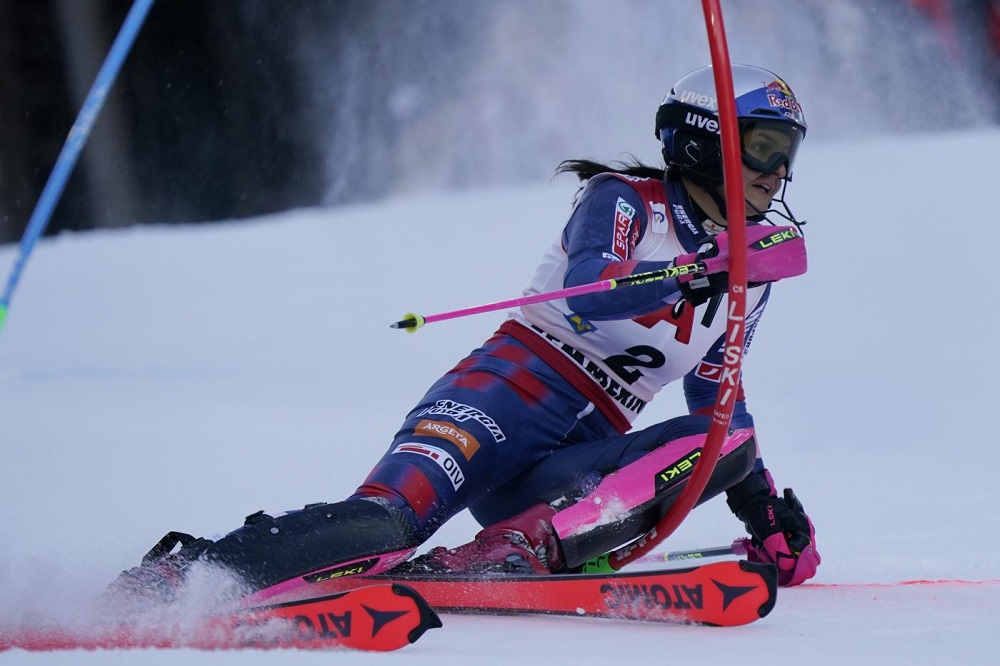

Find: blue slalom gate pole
<box><xmin>0</xmin><ymin>0</ymin><xmax>155</xmax><ymax>337</ymax></box>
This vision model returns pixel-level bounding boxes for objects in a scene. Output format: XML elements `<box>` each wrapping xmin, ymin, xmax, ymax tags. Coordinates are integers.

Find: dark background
<box><xmin>0</xmin><ymin>0</ymin><xmax>483</xmax><ymax>244</ymax></box>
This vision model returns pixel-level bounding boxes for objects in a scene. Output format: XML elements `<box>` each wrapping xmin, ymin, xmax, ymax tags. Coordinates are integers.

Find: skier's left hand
<box><xmin>726</xmin><ymin>470</ymin><xmax>821</xmax><ymax>586</ymax></box>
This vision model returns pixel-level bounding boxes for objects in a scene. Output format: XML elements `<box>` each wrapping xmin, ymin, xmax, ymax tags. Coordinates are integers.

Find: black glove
<box><xmin>675</xmin><ymin>239</ymin><xmax>727</xmax><ymax>306</ymax></box>
<box><xmin>678</xmin><ymin>271</ymin><xmax>728</xmax><ymax>306</ymax></box>
<box><xmin>726</xmin><ymin>470</ymin><xmax>821</xmax><ymax>586</ymax></box>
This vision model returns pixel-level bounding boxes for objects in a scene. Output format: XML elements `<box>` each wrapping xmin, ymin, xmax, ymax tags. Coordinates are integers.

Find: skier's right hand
<box><xmin>726</xmin><ymin>470</ymin><xmax>821</xmax><ymax>587</ymax></box>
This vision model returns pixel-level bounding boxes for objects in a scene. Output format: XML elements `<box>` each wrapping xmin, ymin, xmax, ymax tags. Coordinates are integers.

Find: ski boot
<box><xmin>105</xmin><ymin>531</ymin><xmax>214</xmax><ymax>606</ymax></box>
<box><xmin>401</xmin><ymin>503</ymin><xmax>562</xmax><ymax>575</ymax></box>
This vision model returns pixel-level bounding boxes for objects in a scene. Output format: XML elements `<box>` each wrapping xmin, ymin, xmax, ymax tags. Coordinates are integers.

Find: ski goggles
<box><xmin>739</xmin><ymin>120</ymin><xmax>804</xmax><ymax>176</ymax></box>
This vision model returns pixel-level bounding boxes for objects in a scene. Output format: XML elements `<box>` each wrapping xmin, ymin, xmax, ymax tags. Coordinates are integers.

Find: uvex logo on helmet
<box><xmin>677</xmin><ymin>89</ymin><xmax>717</xmax><ymax>110</ymax></box>
<box><xmin>684</xmin><ymin>111</ymin><xmax>719</xmax><ymax>134</ymax></box>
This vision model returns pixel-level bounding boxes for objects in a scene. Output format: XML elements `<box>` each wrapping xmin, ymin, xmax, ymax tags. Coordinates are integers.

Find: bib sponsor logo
<box><xmin>649</xmin><ymin>202</ymin><xmax>667</xmax><ymax>234</ymax></box>
<box><xmin>415</xmin><ymin>419</ymin><xmax>480</xmax><ymax>460</ymax></box>
<box><xmin>695</xmin><ymin>361</ymin><xmax>722</xmax><ymax>382</ymax></box>
<box><xmin>393</xmin><ymin>443</ymin><xmax>465</xmax><ymax>490</ymax></box>
<box><xmin>418</xmin><ymin>400</ymin><xmax>506</xmax><ymax>443</ymax></box>
<box><xmin>612</xmin><ymin>197</ymin><xmax>637</xmax><ymax>260</ymax></box>
<box><xmin>530</xmin><ymin>325</ymin><xmax>647</xmax><ymax>417</ymax></box>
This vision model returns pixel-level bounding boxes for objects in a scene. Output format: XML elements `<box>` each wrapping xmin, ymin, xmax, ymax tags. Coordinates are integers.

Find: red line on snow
<box><xmin>803</xmin><ymin>578</ymin><xmax>1000</xmax><ymax>589</ymax></box>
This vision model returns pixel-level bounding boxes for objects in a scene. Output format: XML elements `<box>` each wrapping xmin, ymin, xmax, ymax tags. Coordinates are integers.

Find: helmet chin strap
<box><xmin>679</xmin><ymin>164</ymin><xmax>804</xmax><ymax>233</ymax></box>
<box><xmin>748</xmin><ymin>178</ymin><xmax>808</xmax><ymax>234</ymax></box>
<box><xmin>699</xmin><ymin>177</ymin><xmax>803</xmax><ymax>233</ymax></box>
<box><xmin>685</xmin><ymin>177</ymin><xmax>765</xmax><ymax>233</ymax></box>
<box><xmin>740</xmin><ymin>195</ymin><xmax>769</xmax><ymax>224</ymax></box>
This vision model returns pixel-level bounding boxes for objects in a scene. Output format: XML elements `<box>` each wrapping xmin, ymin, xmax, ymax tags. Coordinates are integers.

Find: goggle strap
<box><xmin>656</xmin><ymin>104</ymin><xmax>719</xmax><ymax>139</ymax></box>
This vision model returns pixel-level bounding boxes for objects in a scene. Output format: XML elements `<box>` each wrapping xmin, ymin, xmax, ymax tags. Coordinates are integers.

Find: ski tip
<box><xmin>392</xmin><ymin>583</ymin><xmax>443</xmax><ymax>642</ymax></box>
<box><xmin>739</xmin><ymin>559</ymin><xmax>779</xmax><ymax>619</ymax></box>
<box><xmin>0</xmin><ymin>584</ymin><xmax>442</xmax><ymax>653</ymax></box>
<box><xmin>238</xmin><ymin>582</ymin><xmax>441</xmax><ymax>652</ymax></box>
<box><xmin>323</xmin><ymin>583</ymin><xmax>441</xmax><ymax>651</ymax></box>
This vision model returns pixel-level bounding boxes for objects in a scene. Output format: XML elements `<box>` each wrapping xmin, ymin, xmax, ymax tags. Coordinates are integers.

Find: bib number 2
<box><xmin>603</xmin><ymin>345</ymin><xmax>665</xmax><ymax>385</ymax></box>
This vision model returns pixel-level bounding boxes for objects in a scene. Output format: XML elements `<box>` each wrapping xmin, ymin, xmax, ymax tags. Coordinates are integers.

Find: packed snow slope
<box><xmin>1</xmin><ymin>130</ymin><xmax>999</xmax><ymax>664</ymax></box>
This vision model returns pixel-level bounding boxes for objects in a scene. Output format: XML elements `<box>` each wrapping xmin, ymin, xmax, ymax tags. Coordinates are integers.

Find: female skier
<box><xmin>115</xmin><ymin>64</ymin><xmax>821</xmax><ymax>600</ymax></box>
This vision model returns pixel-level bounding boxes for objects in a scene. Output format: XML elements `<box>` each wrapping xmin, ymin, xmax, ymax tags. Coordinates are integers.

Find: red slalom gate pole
<box><xmin>606</xmin><ymin>0</ymin><xmax>748</xmax><ymax>570</ymax></box>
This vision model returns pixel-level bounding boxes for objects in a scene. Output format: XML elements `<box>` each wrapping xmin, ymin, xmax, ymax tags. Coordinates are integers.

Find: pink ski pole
<box><xmin>390</xmin><ymin>261</ymin><xmax>702</xmax><ymax>332</ymax></box>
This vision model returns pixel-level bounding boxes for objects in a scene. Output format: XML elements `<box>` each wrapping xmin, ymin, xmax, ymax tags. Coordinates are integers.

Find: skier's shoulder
<box><xmin>576</xmin><ymin>172</ymin><xmax>668</xmax><ymax>224</ymax></box>
<box><xmin>582</xmin><ymin>171</ymin><xmax>665</xmax><ymax>200</ymax></box>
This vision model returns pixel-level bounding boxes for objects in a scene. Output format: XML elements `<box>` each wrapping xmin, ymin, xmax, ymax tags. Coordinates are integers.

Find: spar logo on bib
<box><xmin>612</xmin><ymin>197</ymin><xmax>638</xmax><ymax>260</ymax></box>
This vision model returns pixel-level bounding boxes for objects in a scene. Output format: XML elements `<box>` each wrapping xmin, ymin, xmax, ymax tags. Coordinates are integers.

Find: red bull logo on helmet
<box><xmin>766</xmin><ymin>79</ymin><xmax>793</xmax><ymax>97</ymax></box>
<box><xmin>765</xmin><ymin>79</ymin><xmax>804</xmax><ymax>121</ymax></box>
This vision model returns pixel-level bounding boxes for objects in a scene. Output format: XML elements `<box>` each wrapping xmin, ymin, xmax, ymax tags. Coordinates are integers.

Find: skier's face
<box><xmin>741</xmin><ymin>162</ymin><xmax>786</xmax><ymax>216</ymax></box>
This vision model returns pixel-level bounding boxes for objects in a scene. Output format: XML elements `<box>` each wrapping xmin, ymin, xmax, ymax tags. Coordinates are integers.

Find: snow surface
<box><xmin>2</xmin><ymin>130</ymin><xmax>999</xmax><ymax>664</ymax></box>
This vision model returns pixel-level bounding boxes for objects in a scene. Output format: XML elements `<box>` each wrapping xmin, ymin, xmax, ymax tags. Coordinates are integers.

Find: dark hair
<box><xmin>554</xmin><ymin>156</ymin><xmax>671</xmax><ymax>182</ymax></box>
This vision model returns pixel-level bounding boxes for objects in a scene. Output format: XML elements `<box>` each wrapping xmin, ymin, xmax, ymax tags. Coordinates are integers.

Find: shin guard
<box><xmin>552</xmin><ymin>428</ymin><xmax>757</xmax><ymax>568</ymax></box>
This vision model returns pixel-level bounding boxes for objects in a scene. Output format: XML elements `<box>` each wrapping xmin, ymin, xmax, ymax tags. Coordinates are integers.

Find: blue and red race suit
<box><xmin>354</xmin><ymin>173</ymin><xmax>771</xmax><ymax>539</ymax></box>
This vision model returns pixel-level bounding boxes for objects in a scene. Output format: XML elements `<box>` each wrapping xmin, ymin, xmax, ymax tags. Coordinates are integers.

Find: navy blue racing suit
<box><xmin>353</xmin><ymin>173</ymin><xmax>771</xmax><ymax>540</ymax></box>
